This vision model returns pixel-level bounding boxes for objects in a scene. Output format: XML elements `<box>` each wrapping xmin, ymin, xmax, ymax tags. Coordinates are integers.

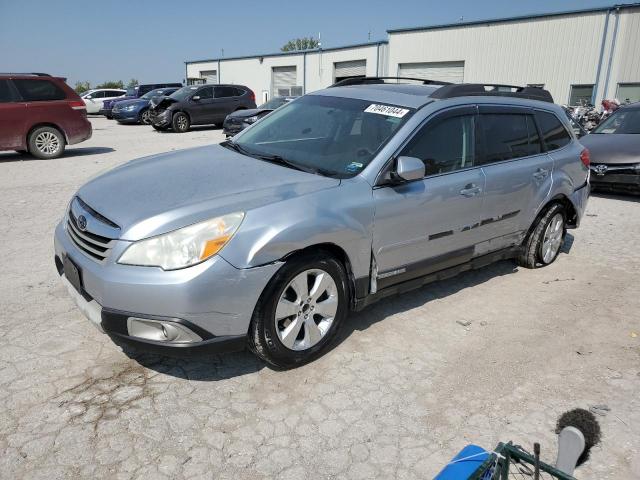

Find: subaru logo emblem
<box><xmin>594</xmin><ymin>164</ymin><xmax>608</xmax><ymax>176</ymax></box>
<box><xmin>77</xmin><ymin>215</ymin><xmax>87</xmax><ymax>231</ymax></box>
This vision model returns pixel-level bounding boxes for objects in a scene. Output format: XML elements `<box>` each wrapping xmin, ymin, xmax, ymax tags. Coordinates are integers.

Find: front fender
<box><xmin>219</xmin><ymin>178</ymin><xmax>374</xmax><ymax>279</ymax></box>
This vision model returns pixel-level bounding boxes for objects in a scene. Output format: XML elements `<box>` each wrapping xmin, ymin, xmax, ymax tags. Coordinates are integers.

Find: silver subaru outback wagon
<box><xmin>54</xmin><ymin>78</ymin><xmax>590</xmax><ymax>368</ymax></box>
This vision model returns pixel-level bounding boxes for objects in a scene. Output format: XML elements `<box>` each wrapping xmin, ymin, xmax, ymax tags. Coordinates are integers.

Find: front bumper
<box><xmin>150</xmin><ymin>109</ymin><xmax>171</xmax><ymax>127</ymax></box>
<box><xmin>54</xmin><ymin>219</ymin><xmax>282</xmax><ymax>353</ymax></box>
<box><xmin>590</xmin><ymin>172</ymin><xmax>640</xmax><ymax>194</ymax></box>
<box><xmin>222</xmin><ymin>120</ymin><xmax>247</xmax><ymax>137</ymax></box>
<box><xmin>112</xmin><ymin>109</ymin><xmax>140</xmax><ymax>123</ymax></box>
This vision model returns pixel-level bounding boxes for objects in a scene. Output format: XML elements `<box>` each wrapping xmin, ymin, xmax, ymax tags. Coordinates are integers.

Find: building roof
<box><xmin>387</xmin><ymin>3</ymin><xmax>640</xmax><ymax>34</ymax></box>
<box><xmin>186</xmin><ymin>40</ymin><xmax>388</xmax><ymax>65</ymax></box>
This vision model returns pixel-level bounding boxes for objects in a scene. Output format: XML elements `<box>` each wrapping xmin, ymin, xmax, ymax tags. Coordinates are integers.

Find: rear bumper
<box><xmin>67</xmin><ymin>119</ymin><xmax>92</xmax><ymax>145</ymax></box>
<box><xmin>567</xmin><ymin>180</ymin><xmax>590</xmax><ymax>228</ymax></box>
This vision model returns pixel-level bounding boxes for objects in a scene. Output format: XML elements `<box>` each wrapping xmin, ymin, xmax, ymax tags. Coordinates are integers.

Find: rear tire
<box><xmin>517</xmin><ymin>203</ymin><xmax>566</xmax><ymax>269</ymax></box>
<box><xmin>172</xmin><ymin>112</ymin><xmax>190</xmax><ymax>133</ymax></box>
<box><xmin>248</xmin><ymin>253</ymin><xmax>349</xmax><ymax>369</ymax></box>
<box><xmin>28</xmin><ymin>126</ymin><xmax>65</xmax><ymax>159</ymax></box>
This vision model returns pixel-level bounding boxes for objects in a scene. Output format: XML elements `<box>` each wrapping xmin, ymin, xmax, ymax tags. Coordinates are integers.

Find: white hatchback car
<box><xmin>81</xmin><ymin>89</ymin><xmax>126</xmax><ymax>114</ymax></box>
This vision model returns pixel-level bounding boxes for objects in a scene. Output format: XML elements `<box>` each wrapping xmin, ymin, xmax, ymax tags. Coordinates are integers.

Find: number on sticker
<box><xmin>364</xmin><ymin>104</ymin><xmax>409</xmax><ymax>118</ymax></box>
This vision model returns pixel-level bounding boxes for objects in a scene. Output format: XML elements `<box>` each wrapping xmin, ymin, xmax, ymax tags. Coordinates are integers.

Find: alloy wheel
<box><xmin>541</xmin><ymin>213</ymin><xmax>564</xmax><ymax>263</ymax></box>
<box><xmin>176</xmin><ymin>115</ymin><xmax>188</xmax><ymax>131</ymax></box>
<box><xmin>35</xmin><ymin>131</ymin><xmax>60</xmax><ymax>155</ymax></box>
<box><xmin>275</xmin><ymin>269</ymin><xmax>338</xmax><ymax>351</ymax></box>
<box><xmin>141</xmin><ymin>110</ymin><xmax>151</xmax><ymax>125</ymax></box>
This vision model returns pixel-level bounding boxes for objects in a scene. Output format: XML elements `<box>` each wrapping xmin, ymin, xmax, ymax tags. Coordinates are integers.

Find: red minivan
<box><xmin>0</xmin><ymin>73</ymin><xmax>92</xmax><ymax>159</ymax></box>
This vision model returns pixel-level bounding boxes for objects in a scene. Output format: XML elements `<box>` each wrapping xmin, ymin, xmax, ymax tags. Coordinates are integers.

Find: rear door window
<box><xmin>13</xmin><ymin>79</ymin><xmax>66</xmax><ymax>101</ymax></box>
<box><xmin>215</xmin><ymin>86</ymin><xmax>237</xmax><ymax>98</ymax></box>
<box><xmin>535</xmin><ymin>111</ymin><xmax>572</xmax><ymax>151</ymax></box>
<box><xmin>0</xmin><ymin>80</ymin><xmax>15</xmax><ymax>102</ymax></box>
<box><xmin>478</xmin><ymin>113</ymin><xmax>541</xmax><ymax>164</ymax></box>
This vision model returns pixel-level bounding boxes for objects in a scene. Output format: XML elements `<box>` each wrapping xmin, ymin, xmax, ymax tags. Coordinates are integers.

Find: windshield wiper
<box><xmin>221</xmin><ymin>141</ymin><xmax>336</xmax><ymax>176</ymax></box>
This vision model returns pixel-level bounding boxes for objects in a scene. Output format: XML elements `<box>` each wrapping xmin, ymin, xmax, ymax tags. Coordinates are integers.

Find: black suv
<box><xmin>150</xmin><ymin>84</ymin><xmax>256</xmax><ymax>132</ymax></box>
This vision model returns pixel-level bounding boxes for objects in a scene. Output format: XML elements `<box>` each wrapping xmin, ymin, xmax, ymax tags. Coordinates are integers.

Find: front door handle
<box><xmin>460</xmin><ymin>184</ymin><xmax>482</xmax><ymax>197</ymax></box>
<box><xmin>533</xmin><ymin>168</ymin><xmax>550</xmax><ymax>180</ymax></box>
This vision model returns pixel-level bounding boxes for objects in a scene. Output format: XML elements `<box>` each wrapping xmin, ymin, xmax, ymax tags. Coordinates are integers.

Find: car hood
<box><xmin>76</xmin><ymin>144</ymin><xmax>340</xmax><ymax>241</ymax></box>
<box><xmin>114</xmin><ymin>98</ymin><xmax>147</xmax><ymax>109</ymax></box>
<box><xmin>227</xmin><ymin>108</ymin><xmax>272</xmax><ymax>119</ymax></box>
<box><xmin>105</xmin><ymin>96</ymin><xmax>134</xmax><ymax>108</ymax></box>
<box><xmin>580</xmin><ymin>134</ymin><xmax>640</xmax><ymax>164</ymax></box>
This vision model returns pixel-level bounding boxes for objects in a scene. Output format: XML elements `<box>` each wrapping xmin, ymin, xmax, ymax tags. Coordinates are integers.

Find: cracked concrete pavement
<box><xmin>1</xmin><ymin>117</ymin><xmax>639</xmax><ymax>479</ymax></box>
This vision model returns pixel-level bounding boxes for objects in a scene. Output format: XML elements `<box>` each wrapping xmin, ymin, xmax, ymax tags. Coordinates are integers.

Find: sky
<box><xmin>0</xmin><ymin>0</ymin><xmax>619</xmax><ymax>88</ymax></box>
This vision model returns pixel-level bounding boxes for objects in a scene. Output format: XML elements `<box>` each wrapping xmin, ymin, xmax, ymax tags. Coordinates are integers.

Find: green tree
<box><xmin>96</xmin><ymin>80</ymin><xmax>124</xmax><ymax>89</ymax></box>
<box><xmin>281</xmin><ymin>37</ymin><xmax>319</xmax><ymax>52</ymax></box>
<box><xmin>74</xmin><ymin>81</ymin><xmax>91</xmax><ymax>94</ymax></box>
<box><xmin>126</xmin><ymin>78</ymin><xmax>139</xmax><ymax>88</ymax></box>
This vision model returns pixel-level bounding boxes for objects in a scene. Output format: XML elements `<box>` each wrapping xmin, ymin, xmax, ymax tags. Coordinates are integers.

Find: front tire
<box><xmin>28</xmin><ymin>126</ymin><xmax>65</xmax><ymax>159</ymax></box>
<box><xmin>248</xmin><ymin>253</ymin><xmax>349</xmax><ymax>369</ymax></box>
<box><xmin>139</xmin><ymin>109</ymin><xmax>151</xmax><ymax>125</ymax></box>
<box><xmin>517</xmin><ymin>203</ymin><xmax>566</xmax><ymax>268</ymax></box>
<box><xmin>172</xmin><ymin>112</ymin><xmax>190</xmax><ymax>133</ymax></box>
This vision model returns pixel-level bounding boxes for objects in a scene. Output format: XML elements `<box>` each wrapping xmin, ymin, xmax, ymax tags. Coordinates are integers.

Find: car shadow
<box><xmin>589</xmin><ymin>191</ymin><xmax>640</xmax><ymax>203</ymax></box>
<box><xmin>0</xmin><ymin>147</ymin><xmax>115</xmax><ymax>163</ymax></box>
<box><xmin>122</xmin><ymin>259</ymin><xmax>521</xmax><ymax>380</ymax></box>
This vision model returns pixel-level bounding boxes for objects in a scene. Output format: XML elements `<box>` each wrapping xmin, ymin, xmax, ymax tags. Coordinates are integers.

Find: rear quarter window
<box><xmin>12</xmin><ymin>79</ymin><xmax>66</xmax><ymax>101</ymax></box>
<box><xmin>535</xmin><ymin>111</ymin><xmax>572</xmax><ymax>151</ymax></box>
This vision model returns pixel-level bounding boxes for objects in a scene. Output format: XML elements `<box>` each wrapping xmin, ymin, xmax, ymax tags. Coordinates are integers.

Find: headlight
<box><xmin>245</xmin><ymin>115</ymin><xmax>259</xmax><ymax>124</ymax></box>
<box><xmin>122</xmin><ymin>105</ymin><xmax>136</xmax><ymax>112</ymax></box>
<box><xmin>118</xmin><ymin>212</ymin><xmax>244</xmax><ymax>270</ymax></box>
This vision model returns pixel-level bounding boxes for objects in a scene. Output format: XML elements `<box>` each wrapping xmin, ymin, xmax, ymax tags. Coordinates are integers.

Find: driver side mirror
<box><xmin>192</xmin><ymin>95</ymin><xmax>201</xmax><ymax>101</ymax></box>
<box><xmin>85</xmin><ymin>95</ymin><xmax>92</xmax><ymax>99</ymax></box>
<box><xmin>393</xmin><ymin>156</ymin><xmax>425</xmax><ymax>182</ymax></box>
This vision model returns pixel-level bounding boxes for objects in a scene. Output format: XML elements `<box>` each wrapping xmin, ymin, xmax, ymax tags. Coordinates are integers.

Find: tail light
<box><xmin>248</xmin><ymin>89</ymin><xmax>255</xmax><ymax>102</ymax></box>
<box><xmin>68</xmin><ymin>100</ymin><xmax>86</xmax><ymax>111</ymax></box>
<box><xmin>580</xmin><ymin>148</ymin><xmax>590</xmax><ymax>168</ymax></box>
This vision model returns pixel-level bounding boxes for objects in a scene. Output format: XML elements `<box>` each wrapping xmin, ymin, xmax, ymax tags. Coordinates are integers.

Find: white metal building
<box><xmin>185</xmin><ymin>41</ymin><xmax>388</xmax><ymax>104</ymax></box>
<box><xmin>185</xmin><ymin>3</ymin><xmax>640</xmax><ymax>105</ymax></box>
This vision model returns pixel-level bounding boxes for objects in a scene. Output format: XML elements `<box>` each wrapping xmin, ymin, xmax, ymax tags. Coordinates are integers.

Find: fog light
<box><xmin>127</xmin><ymin>317</ymin><xmax>202</xmax><ymax>343</ymax></box>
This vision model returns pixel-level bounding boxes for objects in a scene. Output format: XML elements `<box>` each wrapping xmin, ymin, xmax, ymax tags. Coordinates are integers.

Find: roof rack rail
<box><xmin>430</xmin><ymin>83</ymin><xmax>554</xmax><ymax>103</ymax></box>
<box><xmin>330</xmin><ymin>76</ymin><xmax>452</xmax><ymax>88</ymax></box>
<box><xmin>0</xmin><ymin>72</ymin><xmax>52</xmax><ymax>77</ymax></box>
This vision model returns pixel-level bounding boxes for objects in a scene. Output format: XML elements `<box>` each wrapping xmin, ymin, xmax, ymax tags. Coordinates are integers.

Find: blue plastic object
<box><xmin>434</xmin><ymin>444</ymin><xmax>490</xmax><ymax>479</ymax></box>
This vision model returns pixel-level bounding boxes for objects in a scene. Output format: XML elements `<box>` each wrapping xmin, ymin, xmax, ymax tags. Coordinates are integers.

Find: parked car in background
<box><xmin>580</xmin><ymin>102</ymin><xmax>640</xmax><ymax>194</ymax></box>
<box><xmin>0</xmin><ymin>73</ymin><xmax>91</xmax><ymax>159</ymax></box>
<box><xmin>54</xmin><ymin>78</ymin><xmax>589</xmax><ymax>368</ymax></box>
<box><xmin>223</xmin><ymin>96</ymin><xmax>296</xmax><ymax>137</ymax></box>
<box><xmin>99</xmin><ymin>82</ymin><xmax>182</xmax><ymax>119</ymax></box>
<box><xmin>80</xmin><ymin>89</ymin><xmax>126</xmax><ymax>114</ymax></box>
<box><xmin>112</xmin><ymin>87</ymin><xmax>180</xmax><ymax>125</ymax></box>
<box><xmin>150</xmin><ymin>84</ymin><xmax>256</xmax><ymax>132</ymax></box>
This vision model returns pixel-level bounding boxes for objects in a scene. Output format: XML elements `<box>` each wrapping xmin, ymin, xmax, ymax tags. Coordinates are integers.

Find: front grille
<box><xmin>66</xmin><ymin>207</ymin><xmax>116</xmax><ymax>262</ymax></box>
<box><xmin>590</xmin><ymin>163</ymin><xmax>640</xmax><ymax>176</ymax></box>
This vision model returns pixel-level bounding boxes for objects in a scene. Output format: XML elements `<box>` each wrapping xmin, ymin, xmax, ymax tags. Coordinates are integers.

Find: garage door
<box><xmin>200</xmin><ymin>70</ymin><xmax>217</xmax><ymax>84</ymax></box>
<box><xmin>334</xmin><ymin>60</ymin><xmax>366</xmax><ymax>82</ymax></box>
<box><xmin>398</xmin><ymin>61</ymin><xmax>464</xmax><ymax>84</ymax></box>
<box><xmin>272</xmin><ymin>66</ymin><xmax>297</xmax><ymax>97</ymax></box>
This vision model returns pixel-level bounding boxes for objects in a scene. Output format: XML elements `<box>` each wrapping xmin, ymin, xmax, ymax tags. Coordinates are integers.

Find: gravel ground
<box><xmin>0</xmin><ymin>117</ymin><xmax>638</xmax><ymax>479</ymax></box>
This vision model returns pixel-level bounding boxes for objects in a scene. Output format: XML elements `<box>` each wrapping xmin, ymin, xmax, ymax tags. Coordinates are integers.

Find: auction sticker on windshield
<box><xmin>364</xmin><ymin>104</ymin><xmax>409</xmax><ymax>118</ymax></box>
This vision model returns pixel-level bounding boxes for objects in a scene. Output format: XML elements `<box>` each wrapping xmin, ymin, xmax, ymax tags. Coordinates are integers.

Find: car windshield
<box><xmin>125</xmin><ymin>87</ymin><xmax>137</xmax><ymax>96</ymax></box>
<box><xmin>141</xmin><ymin>88</ymin><xmax>172</xmax><ymax>100</ymax></box>
<box><xmin>232</xmin><ymin>95</ymin><xmax>413</xmax><ymax>178</ymax></box>
<box><xmin>592</xmin><ymin>108</ymin><xmax>640</xmax><ymax>134</ymax></box>
<box><xmin>170</xmin><ymin>86</ymin><xmax>200</xmax><ymax>101</ymax></box>
<box><xmin>259</xmin><ymin>97</ymin><xmax>289</xmax><ymax>110</ymax></box>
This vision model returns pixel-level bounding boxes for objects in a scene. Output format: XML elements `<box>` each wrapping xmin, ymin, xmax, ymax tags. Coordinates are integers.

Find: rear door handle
<box><xmin>460</xmin><ymin>184</ymin><xmax>482</xmax><ymax>197</ymax></box>
<box><xmin>533</xmin><ymin>168</ymin><xmax>550</xmax><ymax>180</ymax></box>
